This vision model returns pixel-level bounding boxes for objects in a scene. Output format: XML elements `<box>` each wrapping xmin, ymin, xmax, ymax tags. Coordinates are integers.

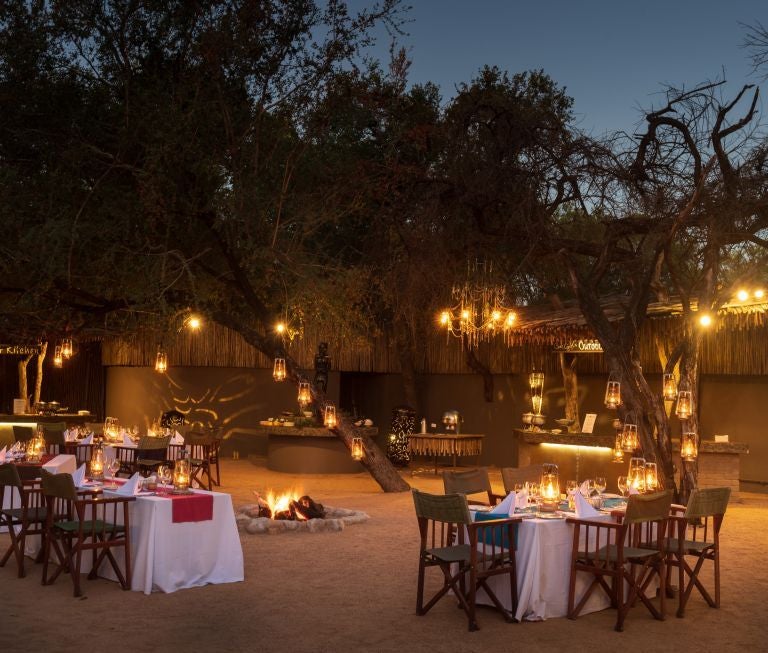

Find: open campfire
<box><xmin>254</xmin><ymin>489</ymin><xmax>326</xmax><ymax>521</ymax></box>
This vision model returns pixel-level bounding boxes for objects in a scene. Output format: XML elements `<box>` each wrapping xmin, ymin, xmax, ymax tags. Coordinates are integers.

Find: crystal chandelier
<box><xmin>437</xmin><ymin>261</ymin><xmax>516</xmax><ymax>348</ymax></box>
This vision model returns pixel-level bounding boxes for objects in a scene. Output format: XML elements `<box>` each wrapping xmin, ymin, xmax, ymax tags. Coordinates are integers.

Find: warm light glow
<box><xmin>612</xmin><ymin>433</ymin><xmax>625</xmax><ymax>463</ymax></box>
<box><xmin>540</xmin><ymin>443</ymin><xmax>613</xmax><ymax>453</ymax></box>
<box><xmin>297</xmin><ymin>381</ymin><xmax>311</xmax><ymax>406</ymax></box>
<box><xmin>155</xmin><ymin>349</ymin><xmax>168</xmax><ymax>373</ymax></box>
<box><xmin>275</xmin><ymin>322</ymin><xmax>286</xmax><ymax>334</ymax></box>
<box><xmin>755</xmin><ymin>289</ymin><xmax>765</xmax><ymax>299</ymax></box>
<box><xmin>439</xmin><ymin>311</ymin><xmax>450</xmax><ymax>326</ymax></box>
<box><xmin>681</xmin><ymin>431</ymin><xmax>698</xmax><ymax>462</ymax></box>
<box><xmin>621</xmin><ymin>421</ymin><xmax>639</xmax><ymax>452</ymax></box>
<box><xmin>90</xmin><ymin>447</ymin><xmax>105</xmax><ymax>479</ymax></box>
<box><xmin>351</xmin><ymin>437</ymin><xmax>364</xmax><ymax>461</ymax></box>
<box><xmin>505</xmin><ymin>312</ymin><xmax>516</xmax><ymax>327</ymax></box>
<box><xmin>628</xmin><ymin>457</ymin><xmax>646</xmax><ymax>493</ymax></box>
<box><xmin>698</xmin><ymin>313</ymin><xmax>712</xmax><ymax>327</ymax></box>
<box><xmin>324</xmin><ymin>404</ymin><xmax>337</xmax><ymax>429</ymax></box>
<box><xmin>604</xmin><ymin>379</ymin><xmax>621</xmax><ymax>409</ymax></box>
<box><xmin>61</xmin><ymin>338</ymin><xmax>73</xmax><ymax>359</ymax></box>
<box><xmin>644</xmin><ymin>462</ymin><xmax>660</xmax><ymax>492</ymax></box>
<box><xmin>53</xmin><ymin>345</ymin><xmax>63</xmax><ymax>368</ymax></box>
<box><xmin>662</xmin><ymin>373</ymin><xmax>677</xmax><ymax>401</ymax></box>
<box><xmin>272</xmin><ymin>358</ymin><xmax>286</xmax><ymax>382</ymax></box>
<box><xmin>173</xmin><ymin>458</ymin><xmax>191</xmax><ymax>491</ymax></box>
<box><xmin>491</xmin><ymin>310</ymin><xmax>501</xmax><ymax>321</ymax></box>
<box><xmin>262</xmin><ymin>488</ymin><xmax>305</xmax><ymax>519</ymax></box>
<box><xmin>676</xmin><ymin>390</ymin><xmax>692</xmax><ymax>420</ymax></box>
<box><xmin>460</xmin><ymin>309</ymin><xmax>470</xmax><ymax>321</ymax></box>
<box><xmin>186</xmin><ymin>315</ymin><xmax>202</xmax><ymax>330</ymax></box>
<box><xmin>736</xmin><ymin>289</ymin><xmax>749</xmax><ymax>302</ymax></box>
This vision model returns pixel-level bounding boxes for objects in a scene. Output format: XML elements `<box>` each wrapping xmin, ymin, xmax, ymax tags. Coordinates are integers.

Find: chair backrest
<box><xmin>40</xmin><ymin>468</ymin><xmax>77</xmax><ymax>501</ymax></box>
<box><xmin>44</xmin><ymin>427</ymin><xmax>66</xmax><ymax>447</ymax></box>
<box><xmin>137</xmin><ymin>435</ymin><xmax>171</xmax><ymax>452</ymax></box>
<box><xmin>13</xmin><ymin>425</ymin><xmax>34</xmax><ymax>442</ymax></box>
<box><xmin>0</xmin><ymin>463</ymin><xmax>23</xmax><ymax>490</ymax></box>
<box><xmin>412</xmin><ymin>488</ymin><xmax>471</xmax><ymax>526</ymax></box>
<box><xmin>442</xmin><ymin>468</ymin><xmax>492</xmax><ymax>498</ymax></box>
<box><xmin>501</xmin><ymin>465</ymin><xmax>543</xmax><ymax>492</ymax></box>
<box><xmin>684</xmin><ymin>487</ymin><xmax>731</xmax><ymax>520</ymax></box>
<box><xmin>625</xmin><ymin>490</ymin><xmax>673</xmax><ymax>524</ymax></box>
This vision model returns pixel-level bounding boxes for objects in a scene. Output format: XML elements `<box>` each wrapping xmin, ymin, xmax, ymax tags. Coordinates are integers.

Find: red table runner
<box><xmin>156</xmin><ymin>491</ymin><xmax>214</xmax><ymax>523</ymax></box>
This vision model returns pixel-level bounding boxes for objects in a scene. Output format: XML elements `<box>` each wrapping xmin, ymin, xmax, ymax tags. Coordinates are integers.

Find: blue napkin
<box><xmin>473</xmin><ymin>511</ymin><xmax>519</xmax><ymax>548</ymax></box>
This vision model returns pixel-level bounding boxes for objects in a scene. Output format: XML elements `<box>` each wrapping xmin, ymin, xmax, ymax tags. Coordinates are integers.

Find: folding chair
<box><xmin>0</xmin><ymin>464</ymin><xmax>46</xmax><ymax>577</ymax></box>
<box><xmin>567</xmin><ymin>490</ymin><xmax>673</xmax><ymax>631</ymax></box>
<box><xmin>501</xmin><ymin>465</ymin><xmax>543</xmax><ymax>494</ymax></box>
<box><xmin>133</xmin><ymin>435</ymin><xmax>171</xmax><ymax>477</ymax></box>
<box><xmin>40</xmin><ymin>469</ymin><xmax>134</xmax><ymax>597</ymax></box>
<box><xmin>667</xmin><ymin>487</ymin><xmax>730</xmax><ymax>617</ymax></box>
<box><xmin>413</xmin><ymin>488</ymin><xmax>521</xmax><ymax>631</ymax></box>
<box><xmin>442</xmin><ymin>468</ymin><xmax>504</xmax><ymax>506</ymax></box>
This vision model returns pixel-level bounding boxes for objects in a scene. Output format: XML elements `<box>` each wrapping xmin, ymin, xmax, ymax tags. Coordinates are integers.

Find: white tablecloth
<box><xmin>102</xmin><ymin>489</ymin><xmax>244</xmax><ymax>594</ymax></box>
<box><xmin>473</xmin><ymin>513</ymin><xmax>613</xmax><ymax>621</ymax></box>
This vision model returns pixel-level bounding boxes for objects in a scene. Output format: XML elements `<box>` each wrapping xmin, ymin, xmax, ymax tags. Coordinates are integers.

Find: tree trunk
<box><xmin>18</xmin><ymin>353</ymin><xmax>33</xmax><ymax>412</ymax></box>
<box><xmin>395</xmin><ymin>318</ymin><xmax>420</xmax><ymax>414</ymax></box>
<box><xmin>559</xmin><ymin>353</ymin><xmax>580</xmax><ymax>432</ymax></box>
<box><xmin>34</xmin><ymin>342</ymin><xmax>47</xmax><ymax>405</ymax></box>
<box><xmin>464</xmin><ymin>338</ymin><xmax>494</xmax><ymax>402</ymax></box>
<box><xmin>677</xmin><ymin>325</ymin><xmax>702</xmax><ymax>503</ymax></box>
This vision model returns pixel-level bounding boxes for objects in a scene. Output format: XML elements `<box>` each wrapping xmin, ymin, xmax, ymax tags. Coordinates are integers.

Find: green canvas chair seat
<box><xmin>0</xmin><ymin>463</ymin><xmax>47</xmax><ymax>577</ymax></box>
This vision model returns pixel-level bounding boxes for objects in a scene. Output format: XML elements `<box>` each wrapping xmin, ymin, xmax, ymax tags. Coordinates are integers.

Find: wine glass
<box><xmin>617</xmin><ymin>475</ymin><xmax>628</xmax><ymax>497</ymax></box>
<box><xmin>565</xmin><ymin>480</ymin><xmax>579</xmax><ymax>511</ymax></box>
<box><xmin>157</xmin><ymin>465</ymin><xmax>172</xmax><ymax>489</ymax></box>
<box><xmin>594</xmin><ymin>476</ymin><xmax>607</xmax><ymax>495</ymax></box>
<box><xmin>105</xmin><ymin>458</ymin><xmax>121</xmax><ymax>489</ymax></box>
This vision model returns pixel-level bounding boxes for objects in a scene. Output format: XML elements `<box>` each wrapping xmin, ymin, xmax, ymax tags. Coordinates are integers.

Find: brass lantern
<box><xmin>604</xmin><ymin>375</ymin><xmax>621</xmax><ymax>409</ymax></box>
<box><xmin>681</xmin><ymin>431</ymin><xmax>698</xmax><ymax>462</ymax></box>
<box><xmin>90</xmin><ymin>446</ymin><xmax>105</xmax><ymax>480</ymax></box>
<box><xmin>627</xmin><ymin>457</ymin><xmax>646</xmax><ymax>493</ymax></box>
<box><xmin>297</xmin><ymin>381</ymin><xmax>311</xmax><ymax>407</ymax></box>
<box><xmin>324</xmin><ymin>404</ymin><xmax>337</xmax><ymax>429</ymax></box>
<box><xmin>272</xmin><ymin>357</ymin><xmax>286</xmax><ymax>382</ymax></box>
<box><xmin>676</xmin><ymin>390</ymin><xmax>692</xmax><ymax>419</ymax></box>
<box><xmin>173</xmin><ymin>457</ymin><xmax>191</xmax><ymax>491</ymax></box>
<box><xmin>540</xmin><ymin>463</ymin><xmax>560</xmax><ymax>508</ymax></box>
<box><xmin>53</xmin><ymin>345</ymin><xmax>63</xmax><ymax>368</ymax></box>
<box><xmin>612</xmin><ymin>431</ymin><xmax>625</xmax><ymax>463</ymax></box>
<box><xmin>644</xmin><ymin>461</ymin><xmax>660</xmax><ymax>492</ymax></box>
<box><xmin>61</xmin><ymin>337</ymin><xmax>74</xmax><ymax>358</ymax></box>
<box><xmin>662</xmin><ymin>373</ymin><xmax>677</xmax><ymax>401</ymax></box>
<box><xmin>351</xmin><ymin>437</ymin><xmax>363</xmax><ymax>461</ymax></box>
<box><xmin>621</xmin><ymin>413</ymin><xmax>639</xmax><ymax>452</ymax></box>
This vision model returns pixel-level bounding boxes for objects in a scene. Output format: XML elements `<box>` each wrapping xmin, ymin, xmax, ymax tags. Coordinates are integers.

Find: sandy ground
<box><xmin>1</xmin><ymin>459</ymin><xmax>766</xmax><ymax>653</ymax></box>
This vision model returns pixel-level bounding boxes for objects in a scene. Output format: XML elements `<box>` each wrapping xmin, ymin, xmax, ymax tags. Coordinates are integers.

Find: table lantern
<box><xmin>604</xmin><ymin>375</ymin><xmax>621</xmax><ymax>409</ymax></box>
<box><xmin>628</xmin><ymin>457</ymin><xmax>646</xmax><ymax>493</ymax></box>
<box><xmin>272</xmin><ymin>357</ymin><xmax>286</xmax><ymax>382</ymax></box>
<box><xmin>104</xmin><ymin>416</ymin><xmax>120</xmax><ymax>442</ymax></box>
<box><xmin>297</xmin><ymin>381</ymin><xmax>311</xmax><ymax>406</ymax></box>
<box><xmin>662</xmin><ymin>373</ymin><xmax>677</xmax><ymax>401</ymax></box>
<box><xmin>351</xmin><ymin>437</ymin><xmax>363</xmax><ymax>461</ymax></box>
<box><xmin>681</xmin><ymin>431</ymin><xmax>698</xmax><ymax>462</ymax></box>
<box><xmin>173</xmin><ymin>457</ymin><xmax>191</xmax><ymax>491</ymax></box>
<box><xmin>676</xmin><ymin>390</ymin><xmax>692</xmax><ymax>419</ymax></box>
<box><xmin>90</xmin><ymin>446</ymin><xmax>105</xmax><ymax>480</ymax></box>
<box><xmin>621</xmin><ymin>415</ymin><xmax>639</xmax><ymax>452</ymax></box>
<box><xmin>644</xmin><ymin>462</ymin><xmax>660</xmax><ymax>492</ymax></box>
<box><xmin>324</xmin><ymin>404</ymin><xmax>337</xmax><ymax>429</ymax></box>
<box><xmin>539</xmin><ymin>463</ymin><xmax>560</xmax><ymax>510</ymax></box>
<box><xmin>27</xmin><ymin>433</ymin><xmax>45</xmax><ymax>463</ymax></box>
<box><xmin>155</xmin><ymin>347</ymin><xmax>168</xmax><ymax>373</ymax></box>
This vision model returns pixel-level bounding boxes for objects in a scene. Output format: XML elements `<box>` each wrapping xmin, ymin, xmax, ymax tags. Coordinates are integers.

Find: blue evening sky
<box><xmin>350</xmin><ymin>0</ymin><xmax>766</xmax><ymax>135</ymax></box>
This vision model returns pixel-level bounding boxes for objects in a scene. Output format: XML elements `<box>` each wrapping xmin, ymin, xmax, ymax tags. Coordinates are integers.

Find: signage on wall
<box><xmin>0</xmin><ymin>344</ymin><xmax>41</xmax><ymax>356</ymax></box>
<box><xmin>554</xmin><ymin>339</ymin><xmax>603</xmax><ymax>354</ymax></box>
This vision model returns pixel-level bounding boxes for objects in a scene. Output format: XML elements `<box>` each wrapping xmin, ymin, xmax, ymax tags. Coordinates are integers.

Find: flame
<box><xmin>262</xmin><ymin>488</ymin><xmax>305</xmax><ymax>519</ymax></box>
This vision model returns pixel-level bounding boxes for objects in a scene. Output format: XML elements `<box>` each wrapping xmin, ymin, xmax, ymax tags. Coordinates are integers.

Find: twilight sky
<box><xmin>351</xmin><ymin>0</ymin><xmax>766</xmax><ymax>135</ymax></box>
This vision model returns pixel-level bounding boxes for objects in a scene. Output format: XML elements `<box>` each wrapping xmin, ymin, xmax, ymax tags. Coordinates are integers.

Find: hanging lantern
<box><xmin>297</xmin><ymin>381</ymin><xmax>311</xmax><ymax>407</ymax></box>
<box><xmin>621</xmin><ymin>414</ymin><xmax>639</xmax><ymax>452</ymax></box>
<box><xmin>351</xmin><ymin>437</ymin><xmax>363</xmax><ymax>461</ymax></box>
<box><xmin>90</xmin><ymin>446</ymin><xmax>105</xmax><ymax>480</ymax></box>
<box><xmin>662</xmin><ymin>373</ymin><xmax>677</xmax><ymax>401</ymax></box>
<box><xmin>604</xmin><ymin>375</ymin><xmax>621</xmax><ymax>409</ymax></box>
<box><xmin>644</xmin><ymin>462</ymin><xmax>660</xmax><ymax>492</ymax></box>
<box><xmin>53</xmin><ymin>345</ymin><xmax>63</xmax><ymax>368</ymax></box>
<box><xmin>628</xmin><ymin>457</ymin><xmax>646</xmax><ymax>493</ymax></box>
<box><xmin>272</xmin><ymin>357</ymin><xmax>286</xmax><ymax>382</ymax></box>
<box><xmin>155</xmin><ymin>348</ymin><xmax>168</xmax><ymax>373</ymax></box>
<box><xmin>324</xmin><ymin>404</ymin><xmax>337</xmax><ymax>429</ymax></box>
<box><xmin>61</xmin><ymin>337</ymin><xmax>74</xmax><ymax>358</ymax></box>
<box><xmin>676</xmin><ymin>390</ymin><xmax>692</xmax><ymax>419</ymax></box>
<box><xmin>529</xmin><ymin>371</ymin><xmax>544</xmax><ymax>415</ymax></box>
<box><xmin>681</xmin><ymin>431</ymin><xmax>698</xmax><ymax>462</ymax></box>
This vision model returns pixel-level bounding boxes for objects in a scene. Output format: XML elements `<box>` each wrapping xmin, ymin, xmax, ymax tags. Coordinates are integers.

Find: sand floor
<box><xmin>1</xmin><ymin>459</ymin><xmax>766</xmax><ymax>653</ymax></box>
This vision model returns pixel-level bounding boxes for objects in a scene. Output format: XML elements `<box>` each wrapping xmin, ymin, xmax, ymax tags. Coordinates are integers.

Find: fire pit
<box><xmin>236</xmin><ymin>489</ymin><xmax>369</xmax><ymax>534</ymax></box>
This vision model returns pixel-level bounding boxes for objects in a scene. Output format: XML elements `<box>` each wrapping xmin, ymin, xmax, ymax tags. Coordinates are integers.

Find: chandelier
<box><xmin>437</xmin><ymin>261</ymin><xmax>517</xmax><ymax>348</ymax></box>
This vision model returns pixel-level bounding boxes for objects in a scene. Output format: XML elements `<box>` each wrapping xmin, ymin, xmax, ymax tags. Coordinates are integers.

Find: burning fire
<box><xmin>260</xmin><ymin>488</ymin><xmax>307</xmax><ymax>520</ymax></box>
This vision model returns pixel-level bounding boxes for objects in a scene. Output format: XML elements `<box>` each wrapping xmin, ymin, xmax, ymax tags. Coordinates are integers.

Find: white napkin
<box><xmin>72</xmin><ymin>464</ymin><xmax>87</xmax><ymax>487</ymax></box>
<box><xmin>123</xmin><ymin>432</ymin><xmax>134</xmax><ymax>446</ymax></box>
<box><xmin>515</xmin><ymin>490</ymin><xmax>529</xmax><ymax>510</ymax></box>
<box><xmin>490</xmin><ymin>491</ymin><xmax>516</xmax><ymax>517</ymax></box>
<box><xmin>0</xmin><ymin>446</ymin><xmax>6</xmax><ymax>462</ymax></box>
<box><xmin>170</xmin><ymin>432</ymin><xmax>184</xmax><ymax>445</ymax></box>
<box><xmin>115</xmin><ymin>472</ymin><xmax>142</xmax><ymax>496</ymax></box>
<box><xmin>575</xmin><ymin>492</ymin><xmax>601</xmax><ymax>518</ymax></box>
<box><xmin>82</xmin><ymin>434</ymin><xmax>94</xmax><ymax>445</ymax></box>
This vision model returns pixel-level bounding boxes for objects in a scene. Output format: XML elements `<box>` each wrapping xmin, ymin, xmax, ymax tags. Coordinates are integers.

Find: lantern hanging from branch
<box><xmin>351</xmin><ymin>437</ymin><xmax>363</xmax><ymax>461</ymax></box>
<box><xmin>676</xmin><ymin>390</ymin><xmax>692</xmax><ymax>420</ymax></box>
<box><xmin>61</xmin><ymin>337</ymin><xmax>73</xmax><ymax>359</ymax></box>
<box><xmin>53</xmin><ymin>345</ymin><xmax>63</xmax><ymax>368</ymax></box>
<box><xmin>324</xmin><ymin>404</ymin><xmax>337</xmax><ymax>429</ymax></box>
<box><xmin>628</xmin><ymin>457</ymin><xmax>646</xmax><ymax>493</ymax></box>
<box><xmin>662</xmin><ymin>373</ymin><xmax>677</xmax><ymax>401</ymax></box>
<box><xmin>644</xmin><ymin>461</ymin><xmax>660</xmax><ymax>492</ymax></box>
<box><xmin>621</xmin><ymin>413</ymin><xmax>639</xmax><ymax>452</ymax></box>
<box><xmin>612</xmin><ymin>431</ymin><xmax>625</xmax><ymax>463</ymax></box>
<box><xmin>681</xmin><ymin>431</ymin><xmax>698</xmax><ymax>462</ymax></box>
<box><xmin>604</xmin><ymin>374</ymin><xmax>621</xmax><ymax>409</ymax></box>
<box><xmin>272</xmin><ymin>358</ymin><xmax>286</xmax><ymax>382</ymax></box>
<box><xmin>155</xmin><ymin>347</ymin><xmax>168</xmax><ymax>373</ymax></box>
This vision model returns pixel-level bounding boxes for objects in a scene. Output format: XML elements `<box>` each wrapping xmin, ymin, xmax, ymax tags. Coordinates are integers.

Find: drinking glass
<box><xmin>157</xmin><ymin>465</ymin><xmax>172</xmax><ymax>489</ymax></box>
<box><xmin>105</xmin><ymin>458</ymin><xmax>121</xmax><ymax>489</ymax></box>
<box><xmin>594</xmin><ymin>476</ymin><xmax>607</xmax><ymax>494</ymax></box>
<box><xmin>566</xmin><ymin>480</ymin><xmax>579</xmax><ymax>510</ymax></box>
<box><xmin>617</xmin><ymin>475</ymin><xmax>628</xmax><ymax>497</ymax></box>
